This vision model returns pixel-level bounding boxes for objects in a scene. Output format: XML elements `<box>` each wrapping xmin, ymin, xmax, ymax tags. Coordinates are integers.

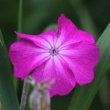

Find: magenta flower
<box><xmin>9</xmin><ymin>14</ymin><xmax>99</xmax><ymax>96</ymax></box>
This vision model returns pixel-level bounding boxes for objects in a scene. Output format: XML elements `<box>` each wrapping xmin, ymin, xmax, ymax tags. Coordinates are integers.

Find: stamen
<box><xmin>49</xmin><ymin>47</ymin><xmax>58</xmax><ymax>56</ymax></box>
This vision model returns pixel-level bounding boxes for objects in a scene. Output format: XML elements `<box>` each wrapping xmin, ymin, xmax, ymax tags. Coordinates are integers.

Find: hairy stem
<box><xmin>20</xmin><ymin>77</ymin><xmax>30</xmax><ymax>110</ymax></box>
<box><xmin>29</xmin><ymin>83</ymin><xmax>51</xmax><ymax>110</ymax></box>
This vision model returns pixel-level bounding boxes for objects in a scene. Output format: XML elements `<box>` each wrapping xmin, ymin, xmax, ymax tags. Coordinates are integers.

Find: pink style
<box><xmin>9</xmin><ymin>14</ymin><xmax>100</xmax><ymax>96</ymax></box>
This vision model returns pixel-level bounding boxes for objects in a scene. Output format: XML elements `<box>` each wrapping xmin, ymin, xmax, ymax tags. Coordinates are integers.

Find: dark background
<box><xmin>0</xmin><ymin>0</ymin><xmax>110</xmax><ymax>110</ymax></box>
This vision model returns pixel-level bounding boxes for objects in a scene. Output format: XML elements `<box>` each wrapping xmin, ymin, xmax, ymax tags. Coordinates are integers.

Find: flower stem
<box><xmin>29</xmin><ymin>82</ymin><xmax>51</xmax><ymax>110</ymax></box>
<box><xmin>20</xmin><ymin>77</ymin><xmax>30</xmax><ymax>110</ymax></box>
<box><xmin>14</xmin><ymin>0</ymin><xmax>23</xmax><ymax>93</ymax></box>
<box><xmin>18</xmin><ymin>0</ymin><xmax>23</xmax><ymax>32</ymax></box>
<box><xmin>14</xmin><ymin>0</ymin><xmax>24</xmax><ymax>104</ymax></box>
<box><xmin>17</xmin><ymin>1</ymin><xmax>29</xmax><ymax>110</ymax></box>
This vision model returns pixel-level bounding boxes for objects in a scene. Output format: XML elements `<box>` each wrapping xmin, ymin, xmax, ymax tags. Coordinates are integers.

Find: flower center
<box><xmin>49</xmin><ymin>47</ymin><xmax>59</xmax><ymax>56</ymax></box>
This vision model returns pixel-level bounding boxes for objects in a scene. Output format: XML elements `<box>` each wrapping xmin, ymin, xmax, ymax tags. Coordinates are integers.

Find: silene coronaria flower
<box><xmin>9</xmin><ymin>14</ymin><xmax>99</xmax><ymax>96</ymax></box>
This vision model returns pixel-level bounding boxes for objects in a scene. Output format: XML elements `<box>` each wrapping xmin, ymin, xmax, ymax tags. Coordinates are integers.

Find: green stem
<box><xmin>14</xmin><ymin>0</ymin><xmax>23</xmax><ymax>89</ymax></box>
<box><xmin>14</xmin><ymin>0</ymin><xmax>23</xmax><ymax>91</ymax></box>
<box><xmin>17</xmin><ymin>0</ymin><xmax>23</xmax><ymax>32</ymax></box>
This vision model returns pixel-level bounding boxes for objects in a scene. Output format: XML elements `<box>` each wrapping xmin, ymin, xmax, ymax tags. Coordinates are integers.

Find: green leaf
<box><xmin>68</xmin><ymin>23</ymin><xmax>110</xmax><ymax>110</ymax></box>
<box><xmin>0</xmin><ymin>30</ymin><xmax>19</xmax><ymax>110</ymax></box>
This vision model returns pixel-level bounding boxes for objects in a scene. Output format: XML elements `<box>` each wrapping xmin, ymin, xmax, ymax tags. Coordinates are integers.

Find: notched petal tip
<box><xmin>15</xmin><ymin>31</ymin><xmax>30</xmax><ymax>39</ymax></box>
<box><xmin>58</xmin><ymin>13</ymin><xmax>66</xmax><ymax>21</ymax></box>
<box><xmin>58</xmin><ymin>13</ymin><xmax>72</xmax><ymax>22</ymax></box>
<box><xmin>58</xmin><ymin>13</ymin><xmax>77</xmax><ymax>29</ymax></box>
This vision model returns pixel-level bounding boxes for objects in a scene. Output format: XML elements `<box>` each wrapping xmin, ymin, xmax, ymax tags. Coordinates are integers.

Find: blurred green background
<box><xmin>0</xmin><ymin>0</ymin><xmax>110</xmax><ymax>110</ymax></box>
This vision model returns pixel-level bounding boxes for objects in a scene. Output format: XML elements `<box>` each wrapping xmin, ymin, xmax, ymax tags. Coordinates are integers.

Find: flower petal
<box><xmin>15</xmin><ymin>29</ymin><xmax>57</xmax><ymax>49</ymax></box>
<box><xmin>32</xmin><ymin>56</ymin><xmax>54</xmax><ymax>82</ymax></box>
<box><xmin>50</xmin><ymin>56</ymin><xmax>76</xmax><ymax>96</ymax></box>
<box><xmin>32</xmin><ymin>56</ymin><xmax>76</xmax><ymax>96</ymax></box>
<box><xmin>9</xmin><ymin>40</ymin><xmax>50</xmax><ymax>79</ymax></box>
<box><xmin>73</xmin><ymin>30</ymin><xmax>95</xmax><ymax>43</ymax></box>
<box><xmin>56</xmin><ymin>14</ymin><xmax>95</xmax><ymax>49</ymax></box>
<box><xmin>60</xmin><ymin>42</ymin><xmax>100</xmax><ymax>85</ymax></box>
<box><xmin>56</xmin><ymin>14</ymin><xmax>77</xmax><ymax>47</ymax></box>
<box><xmin>59</xmin><ymin>30</ymin><xmax>95</xmax><ymax>50</ymax></box>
